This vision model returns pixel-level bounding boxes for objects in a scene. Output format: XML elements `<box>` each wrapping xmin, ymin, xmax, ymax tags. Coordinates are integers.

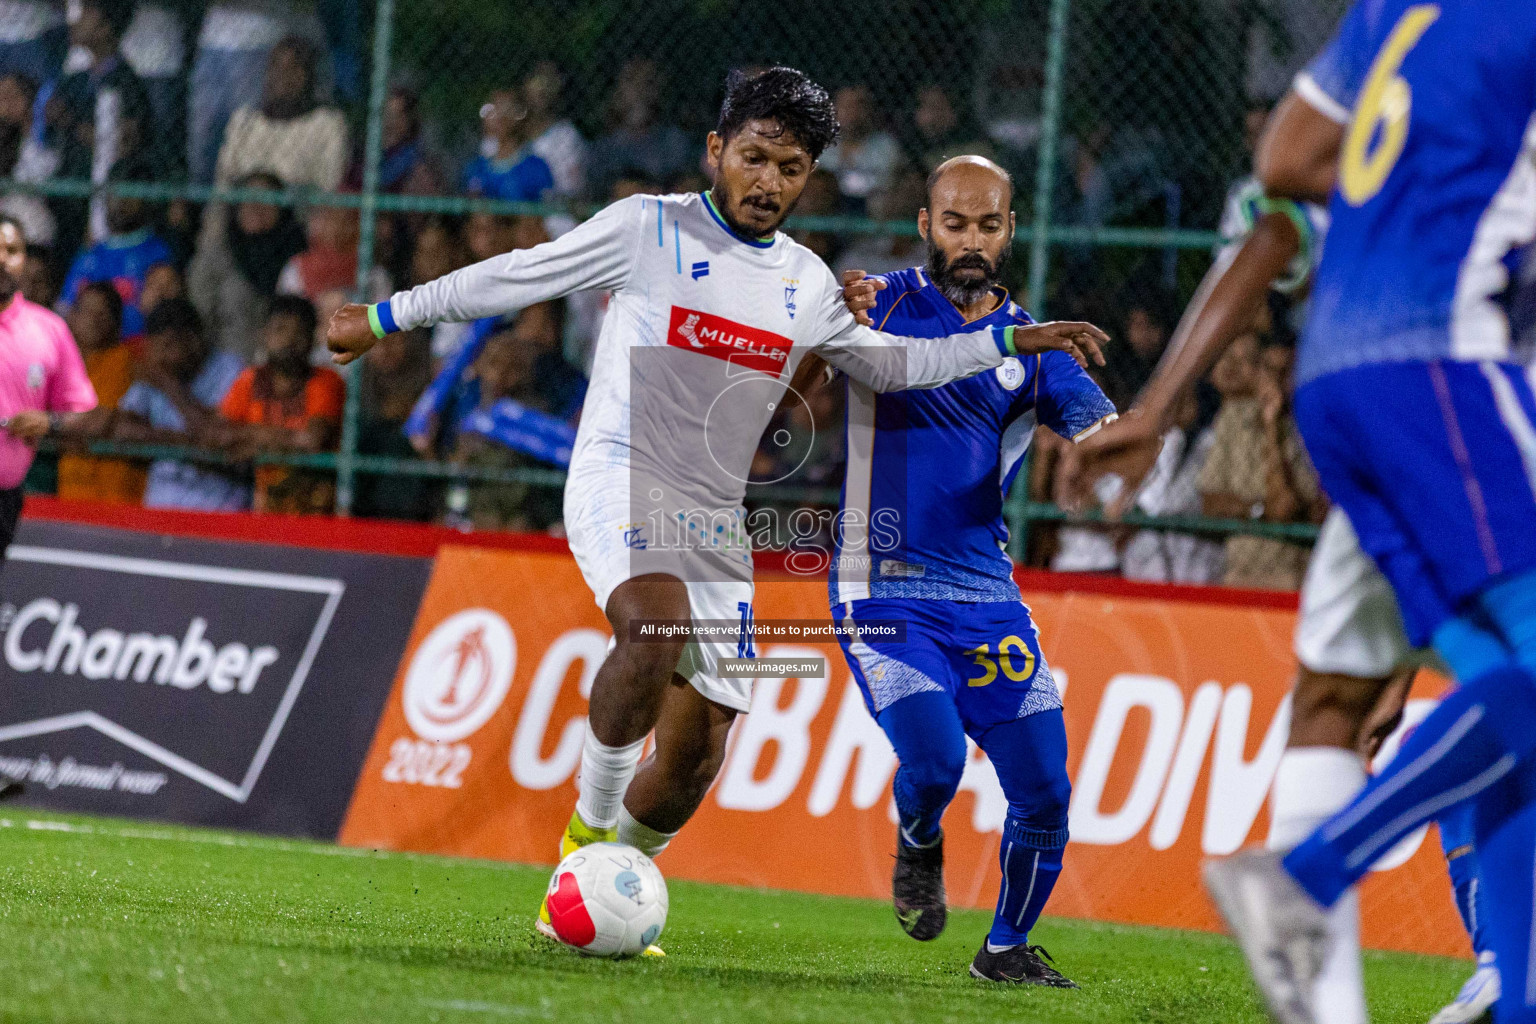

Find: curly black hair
<box><xmin>716</xmin><ymin>67</ymin><xmax>840</xmax><ymax>161</ymax></box>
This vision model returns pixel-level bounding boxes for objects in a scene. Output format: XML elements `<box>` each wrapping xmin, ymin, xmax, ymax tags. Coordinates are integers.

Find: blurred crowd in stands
<box><xmin>0</xmin><ymin>0</ymin><xmax>1322</xmax><ymax>590</ymax></box>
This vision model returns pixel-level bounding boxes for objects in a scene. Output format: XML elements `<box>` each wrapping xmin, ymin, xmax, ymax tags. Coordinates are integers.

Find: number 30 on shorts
<box><xmin>963</xmin><ymin>635</ymin><xmax>1036</xmax><ymax>687</ymax></box>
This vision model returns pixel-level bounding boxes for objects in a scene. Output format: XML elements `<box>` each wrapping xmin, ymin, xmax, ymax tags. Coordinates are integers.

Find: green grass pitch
<box><xmin>0</xmin><ymin>811</ymin><xmax>1472</xmax><ymax>1023</ymax></box>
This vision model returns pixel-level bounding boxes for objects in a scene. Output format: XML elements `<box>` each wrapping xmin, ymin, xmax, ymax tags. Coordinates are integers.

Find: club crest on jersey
<box><xmin>782</xmin><ymin>277</ymin><xmax>799</xmax><ymax>320</ymax></box>
<box><xmin>996</xmin><ymin>357</ymin><xmax>1024</xmax><ymax>390</ymax></box>
<box><xmin>667</xmin><ymin>306</ymin><xmax>791</xmax><ymax>375</ymax></box>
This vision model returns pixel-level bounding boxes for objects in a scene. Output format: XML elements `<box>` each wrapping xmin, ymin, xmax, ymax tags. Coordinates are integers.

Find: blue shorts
<box><xmin>833</xmin><ymin>597</ymin><xmax>1063</xmax><ymax>736</ymax></box>
<box><xmin>1295</xmin><ymin>360</ymin><xmax>1536</xmax><ymax>647</ymax></box>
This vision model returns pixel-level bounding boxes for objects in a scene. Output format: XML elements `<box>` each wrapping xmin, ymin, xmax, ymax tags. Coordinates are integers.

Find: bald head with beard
<box><xmin>920</xmin><ymin>155</ymin><xmax>1015</xmax><ymax>314</ymax></box>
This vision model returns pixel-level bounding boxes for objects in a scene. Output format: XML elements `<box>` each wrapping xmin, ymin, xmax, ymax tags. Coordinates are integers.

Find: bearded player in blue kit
<box><xmin>1197</xmin><ymin>3</ymin><xmax>1536</xmax><ymax>1023</ymax></box>
<box><xmin>831</xmin><ymin>156</ymin><xmax>1115</xmax><ymax>987</ymax></box>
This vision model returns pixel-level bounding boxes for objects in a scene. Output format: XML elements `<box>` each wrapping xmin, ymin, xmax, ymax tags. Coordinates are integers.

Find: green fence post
<box><xmin>1026</xmin><ymin>0</ymin><xmax>1070</xmax><ymax>318</ymax></box>
<box><xmin>338</xmin><ymin>0</ymin><xmax>397</xmax><ymax>516</ymax></box>
<box><xmin>1010</xmin><ymin>0</ymin><xmax>1072</xmax><ymax>561</ymax></box>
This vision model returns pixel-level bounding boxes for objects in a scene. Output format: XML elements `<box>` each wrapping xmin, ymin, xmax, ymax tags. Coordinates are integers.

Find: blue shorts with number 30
<box><xmin>833</xmin><ymin>597</ymin><xmax>1064</xmax><ymax>737</ymax></box>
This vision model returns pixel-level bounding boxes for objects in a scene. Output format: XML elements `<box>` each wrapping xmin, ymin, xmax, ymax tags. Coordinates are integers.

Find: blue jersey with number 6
<box><xmin>1287</xmin><ymin>1</ymin><xmax>1536</xmax><ymax>649</ymax></box>
<box><xmin>1295</xmin><ymin>0</ymin><xmax>1536</xmax><ymax>387</ymax></box>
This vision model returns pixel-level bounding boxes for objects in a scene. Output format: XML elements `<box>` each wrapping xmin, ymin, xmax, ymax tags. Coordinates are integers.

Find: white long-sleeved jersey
<box><xmin>387</xmin><ymin>191</ymin><xmax>1014</xmax><ymax>514</ymax></box>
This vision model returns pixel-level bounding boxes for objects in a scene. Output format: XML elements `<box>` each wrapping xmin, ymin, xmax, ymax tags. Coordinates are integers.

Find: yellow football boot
<box><xmin>536</xmin><ymin>811</ymin><xmax>616</xmax><ymax>939</ymax></box>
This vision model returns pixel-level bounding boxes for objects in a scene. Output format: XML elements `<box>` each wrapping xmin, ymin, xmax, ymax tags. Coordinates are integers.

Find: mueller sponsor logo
<box><xmin>668</xmin><ymin>306</ymin><xmax>791</xmax><ymax>375</ymax></box>
<box><xmin>0</xmin><ymin>545</ymin><xmax>344</xmax><ymax>803</ymax></box>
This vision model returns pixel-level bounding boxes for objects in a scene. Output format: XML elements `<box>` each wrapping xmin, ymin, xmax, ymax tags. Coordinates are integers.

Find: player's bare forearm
<box><xmin>1060</xmin><ymin>212</ymin><xmax>1299</xmax><ymax>512</ymax></box>
<box><xmin>1255</xmin><ymin>92</ymin><xmax>1342</xmax><ymax>205</ymax></box>
<box><xmin>1136</xmin><ymin>213</ymin><xmax>1300</xmax><ymax>430</ymax></box>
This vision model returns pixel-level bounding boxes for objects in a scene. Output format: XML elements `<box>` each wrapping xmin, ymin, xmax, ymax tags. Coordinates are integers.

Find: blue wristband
<box><xmin>368</xmin><ymin>300</ymin><xmax>399</xmax><ymax>339</ymax></box>
<box><xmin>992</xmin><ymin>324</ymin><xmax>1018</xmax><ymax>357</ymax></box>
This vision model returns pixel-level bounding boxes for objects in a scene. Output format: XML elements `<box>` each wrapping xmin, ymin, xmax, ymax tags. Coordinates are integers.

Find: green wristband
<box><xmin>1254</xmin><ymin>195</ymin><xmax>1314</xmax><ymax>253</ymax></box>
<box><xmin>367</xmin><ymin>304</ymin><xmax>387</xmax><ymax>340</ymax></box>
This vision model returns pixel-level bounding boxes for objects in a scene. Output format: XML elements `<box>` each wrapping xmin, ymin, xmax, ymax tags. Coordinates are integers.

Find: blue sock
<box><xmin>1286</xmin><ymin>663</ymin><xmax>1536</xmax><ymax>907</ymax></box>
<box><xmin>1468</xmin><ymin>767</ymin><xmax>1536</xmax><ymax>1023</ymax></box>
<box><xmin>989</xmin><ymin>824</ymin><xmax>1066</xmax><ymax>948</ymax></box>
<box><xmin>877</xmin><ymin>691</ymin><xmax>967</xmax><ymax>848</ymax></box>
<box><xmin>976</xmin><ymin>710</ymin><xmax>1071</xmax><ymax>948</ymax></box>
<box><xmin>1439</xmin><ymin>803</ymin><xmax>1490</xmax><ymax>956</ymax></box>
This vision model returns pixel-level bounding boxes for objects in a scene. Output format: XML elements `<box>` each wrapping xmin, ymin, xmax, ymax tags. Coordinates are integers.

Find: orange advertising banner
<box><xmin>338</xmin><ymin>546</ymin><xmax>1466</xmax><ymax>958</ymax></box>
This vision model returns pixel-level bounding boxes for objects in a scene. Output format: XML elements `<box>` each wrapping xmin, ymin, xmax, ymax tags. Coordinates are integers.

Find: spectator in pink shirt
<box><xmin>0</xmin><ymin>214</ymin><xmax>98</xmax><ymax>552</ymax></box>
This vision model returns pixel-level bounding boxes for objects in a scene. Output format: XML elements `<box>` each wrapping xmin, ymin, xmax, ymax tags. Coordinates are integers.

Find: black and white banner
<box><xmin>0</xmin><ymin>519</ymin><xmax>431</xmax><ymax>838</ymax></box>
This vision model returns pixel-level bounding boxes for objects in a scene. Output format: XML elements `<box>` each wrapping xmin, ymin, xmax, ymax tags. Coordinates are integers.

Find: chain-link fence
<box><xmin>0</xmin><ymin>0</ymin><xmax>1341</xmax><ymax>578</ymax></box>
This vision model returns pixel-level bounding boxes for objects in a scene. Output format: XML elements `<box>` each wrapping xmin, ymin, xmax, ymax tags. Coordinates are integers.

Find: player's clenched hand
<box><xmin>842</xmin><ymin>269</ymin><xmax>886</xmax><ymax>326</ymax></box>
<box><xmin>327</xmin><ymin>303</ymin><xmax>378</xmax><ymax>366</ymax></box>
<box><xmin>1057</xmin><ymin>407</ymin><xmax>1164</xmax><ymax>518</ymax></box>
<box><xmin>1009</xmin><ymin>321</ymin><xmax>1109</xmax><ymax>369</ymax></box>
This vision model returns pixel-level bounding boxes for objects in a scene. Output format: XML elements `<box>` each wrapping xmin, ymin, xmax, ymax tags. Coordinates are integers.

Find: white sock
<box><xmin>575</xmin><ymin>730</ymin><xmax>646</xmax><ymax>831</ymax></box>
<box><xmin>618</xmin><ymin>805</ymin><xmax>677</xmax><ymax>858</ymax></box>
<box><xmin>1268</xmin><ymin>746</ymin><xmax>1369</xmax><ymax>1024</ymax></box>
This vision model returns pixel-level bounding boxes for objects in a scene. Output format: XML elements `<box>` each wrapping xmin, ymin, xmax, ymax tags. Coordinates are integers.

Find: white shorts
<box><xmin>1294</xmin><ymin>507</ymin><xmax>1441</xmax><ymax>678</ymax></box>
<box><xmin>564</xmin><ymin>470</ymin><xmax>757</xmax><ymax>713</ymax></box>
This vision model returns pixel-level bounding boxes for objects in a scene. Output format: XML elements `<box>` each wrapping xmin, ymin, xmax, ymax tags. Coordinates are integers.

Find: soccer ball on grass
<box><xmin>544</xmin><ymin>842</ymin><xmax>668</xmax><ymax>957</ymax></box>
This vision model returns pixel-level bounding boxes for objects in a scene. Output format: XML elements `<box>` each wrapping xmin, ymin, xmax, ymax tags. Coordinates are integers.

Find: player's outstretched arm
<box><xmin>328</xmin><ymin>195</ymin><xmax>645</xmax><ymax>365</ymax></box>
<box><xmin>1057</xmin><ymin>210</ymin><xmax>1301</xmax><ymax>515</ymax></box>
<box><xmin>814</xmin><ymin>280</ymin><xmax>1106</xmax><ymax>393</ymax></box>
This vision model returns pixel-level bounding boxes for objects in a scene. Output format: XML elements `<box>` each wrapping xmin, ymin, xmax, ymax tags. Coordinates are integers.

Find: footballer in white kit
<box><xmin>327</xmin><ymin>66</ymin><xmax>1108</xmax><ymax>953</ymax></box>
<box><xmin>380</xmin><ymin>186</ymin><xmax>1039</xmax><ymax>706</ymax></box>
